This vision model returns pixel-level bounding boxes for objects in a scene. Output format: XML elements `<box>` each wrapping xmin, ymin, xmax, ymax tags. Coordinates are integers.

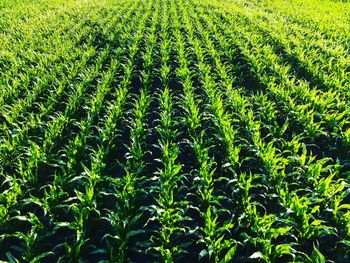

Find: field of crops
<box><xmin>1</xmin><ymin>0</ymin><xmax>350</xmax><ymax>261</ymax></box>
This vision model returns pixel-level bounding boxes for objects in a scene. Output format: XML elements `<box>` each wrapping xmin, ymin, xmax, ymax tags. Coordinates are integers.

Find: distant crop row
<box><xmin>0</xmin><ymin>0</ymin><xmax>349</xmax><ymax>262</ymax></box>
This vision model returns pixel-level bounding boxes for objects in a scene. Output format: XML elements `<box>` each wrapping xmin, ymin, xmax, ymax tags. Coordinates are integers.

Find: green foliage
<box><xmin>0</xmin><ymin>0</ymin><xmax>349</xmax><ymax>261</ymax></box>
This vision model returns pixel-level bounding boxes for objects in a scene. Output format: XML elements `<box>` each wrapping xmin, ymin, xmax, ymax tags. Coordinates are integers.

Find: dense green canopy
<box><xmin>0</xmin><ymin>0</ymin><xmax>349</xmax><ymax>261</ymax></box>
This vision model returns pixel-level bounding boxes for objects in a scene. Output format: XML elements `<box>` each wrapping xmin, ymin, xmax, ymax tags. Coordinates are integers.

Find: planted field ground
<box><xmin>1</xmin><ymin>0</ymin><xmax>350</xmax><ymax>261</ymax></box>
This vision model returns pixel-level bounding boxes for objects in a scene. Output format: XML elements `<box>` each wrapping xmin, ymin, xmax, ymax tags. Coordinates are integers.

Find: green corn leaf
<box><xmin>220</xmin><ymin>244</ymin><xmax>237</xmax><ymax>263</ymax></box>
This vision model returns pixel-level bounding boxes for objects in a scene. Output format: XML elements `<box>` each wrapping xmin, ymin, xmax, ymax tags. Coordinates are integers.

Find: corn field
<box><xmin>1</xmin><ymin>0</ymin><xmax>350</xmax><ymax>261</ymax></box>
